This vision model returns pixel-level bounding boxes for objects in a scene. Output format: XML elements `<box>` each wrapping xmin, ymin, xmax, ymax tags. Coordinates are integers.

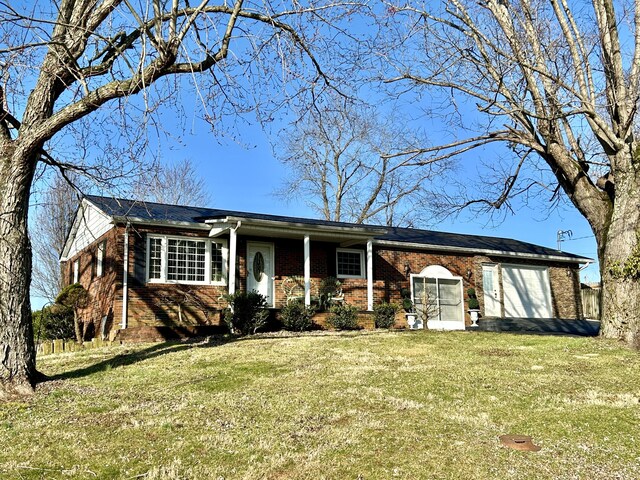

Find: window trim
<box><xmin>336</xmin><ymin>248</ymin><xmax>365</xmax><ymax>279</ymax></box>
<box><xmin>146</xmin><ymin>234</ymin><xmax>228</xmax><ymax>286</ymax></box>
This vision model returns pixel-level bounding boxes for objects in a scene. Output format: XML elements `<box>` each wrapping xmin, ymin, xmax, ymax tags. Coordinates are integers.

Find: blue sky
<box><xmin>26</xmin><ymin>1</ymin><xmax>603</xmax><ymax>310</ymax></box>
<box><xmin>161</xmin><ymin>116</ymin><xmax>600</xmax><ymax>280</ymax></box>
<box><xmin>29</xmin><ymin>95</ymin><xmax>599</xmax><ymax>312</ymax></box>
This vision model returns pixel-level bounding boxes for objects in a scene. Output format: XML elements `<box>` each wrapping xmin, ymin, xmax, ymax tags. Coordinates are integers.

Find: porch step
<box><xmin>471</xmin><ymin>317</ymin><xmax>600</xmax><ymax>336</ymax></box>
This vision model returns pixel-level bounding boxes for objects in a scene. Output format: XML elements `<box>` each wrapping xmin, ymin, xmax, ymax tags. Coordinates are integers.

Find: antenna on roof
<box><xmin>557</xmin><ymin>229</ymin><xmax>573</xmax><ymax>251</ymax></box>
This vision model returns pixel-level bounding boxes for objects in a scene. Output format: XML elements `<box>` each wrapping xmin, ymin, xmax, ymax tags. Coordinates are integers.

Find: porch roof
<box><xmin>84</xmin><ymin>195</ymin><xmax>591</xmax><ymax>264</ymax></box>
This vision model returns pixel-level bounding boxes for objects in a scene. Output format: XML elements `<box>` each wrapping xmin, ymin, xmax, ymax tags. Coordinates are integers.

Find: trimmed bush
<box><xmin>223</xmin><ymin>291</ymin><xmax>270</xmax><ymax>336</ymax></box>
<box><xmin>280</xmin><ymin>301</ymin><xmax>315</xmax><ymax>332</ymax></box>
<box><xmin>55</xmin><ymin>283</ymin><xmax>91</xmax><ymax>343</ymax></box>
<box><xmin>400</xmin><ymin>287</ymin><xmax>413</xmax><ymax>312</ymax></box>
<box><xmin>33</xmin><ymin>305</ymin><xmax>75</xmax><ymax>342</ymax></box>
<box><xmin>373</xmin><ymin>302</ymin><xmax>399</xmax><ymax>329</ymax></box>
<box><xmin>327</xmin><ymin>304</ymin><xmax>360</xmax><ymax>330</ymax></box>
<box><xmin>467</xmin><ymin>288</ymin><xmax>480</xmax><ymax>310</ymax></box>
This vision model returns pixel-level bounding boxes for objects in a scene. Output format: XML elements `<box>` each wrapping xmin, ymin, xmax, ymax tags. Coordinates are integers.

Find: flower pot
<box><xmin>468</xmin><ymin>309</ymin><xmax>480</xmax><ymax>327</ymax></box>
<box><xmin>405</xmin><ymin>312</ymin><xmax>423</xmax><ymax>329</ymax></box>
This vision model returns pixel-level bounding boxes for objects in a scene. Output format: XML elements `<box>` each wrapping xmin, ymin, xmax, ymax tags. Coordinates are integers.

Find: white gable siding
<box><xmin>63</xmin><ymin>201</ymin><xmax>113</xmax><ymax>260</ymax></box>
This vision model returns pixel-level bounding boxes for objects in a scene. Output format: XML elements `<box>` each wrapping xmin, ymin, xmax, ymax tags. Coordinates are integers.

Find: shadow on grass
<box><xmin>40</xmin><ymin>329</ymin><xmax>398</xmax><ymax>384</ymax></box>
<box><xmin>42</xmin><ymin>335</ymin><xmax>238</xmax><ymax>383</ymax></box>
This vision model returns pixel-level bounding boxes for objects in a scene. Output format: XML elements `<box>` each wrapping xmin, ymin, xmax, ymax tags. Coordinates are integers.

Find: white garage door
<box><xmin>502</xmin><ymin>265</ymin><xmax>552</xmax><ymax>318</ymax></box>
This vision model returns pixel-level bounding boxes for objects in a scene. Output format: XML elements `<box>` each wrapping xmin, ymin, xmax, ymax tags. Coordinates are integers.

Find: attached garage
<box><xmin>502</xmin><ymin>265</ymin><xmax>553</xmax><ymax>318</ymax></box>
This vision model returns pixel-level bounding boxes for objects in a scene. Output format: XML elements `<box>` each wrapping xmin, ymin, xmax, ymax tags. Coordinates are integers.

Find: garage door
<box><xmin>502</xmin><ymin>265</ymin><xmax>552</xmax><ymax>318</ymax></box>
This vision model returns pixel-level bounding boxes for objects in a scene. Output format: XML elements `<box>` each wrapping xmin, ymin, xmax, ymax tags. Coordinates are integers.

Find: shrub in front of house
<box><xmin>400</xmin><ymin>288</ymin><xmax>413</xmax><ymax>312</ymax></box>
<box><xmin>280</xmin><ymin>300</ymin><xmax>315</xmax><ymax>332</ymax></box>
<box><xmin>32</xmin><ymin>305</ymin><xmax>75</xmax><ymax>342</ymax></box>
<box><xmin>373</xmin><ymin>302</ymin><xmax>399</xmax><ymax>329</ymax></box>
<box><xmin>55</xmin><ymin>283</ymin><xmax>91</xmax><ymax>344</ymax></box>
<box><xmin>467</xmin><ymin>288</ymin><xmax>480</xmax><ymax>310</ymax></box>
<box><xmin>327</xmin><ymin>304</ymin><xmax>360</xmax><ymax>330</ymax></box>
<box><xmin>223</xmin><ymin>291</ymin><xmax>270</xmax><ymax>335</ymax></box>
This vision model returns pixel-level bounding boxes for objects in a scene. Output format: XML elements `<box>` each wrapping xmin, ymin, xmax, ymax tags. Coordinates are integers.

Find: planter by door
<box><xmin>247</xmin><ymin>242</ymin><xmax>275</xmax><ymax>307</ymax></box>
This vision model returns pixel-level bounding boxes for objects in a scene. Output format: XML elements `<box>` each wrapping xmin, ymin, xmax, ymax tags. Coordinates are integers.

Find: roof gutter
<box><xmin>111</xmin><ymin>216</ymin><xmax>210</xmax><ymax>230</ymax></box>
<box><xmin>374</xmin><ymin>239</ymin><xmax>593</xmax><ymax>265</ymax></box>
<box><xmin>205</xmin><ymin>216</ymin><xmax>387</xmax><ymax>237</ymax></box>
<box><xmin>102</xmin><ymin>208</ymin><xmax>589</xmax><ymax>264</ymax></box>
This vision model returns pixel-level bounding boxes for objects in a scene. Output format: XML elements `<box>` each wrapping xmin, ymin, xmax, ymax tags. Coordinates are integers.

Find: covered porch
<box><xmin>205</xmin><ymin>215</ymin><xmax>387</xmax><ymax>311</ymax></box>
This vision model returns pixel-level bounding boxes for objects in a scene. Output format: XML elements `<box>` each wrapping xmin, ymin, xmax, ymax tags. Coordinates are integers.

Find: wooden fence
<box><xmin>36</xmin><ymin>338</ymin><xmax>114</xmax><ymax>356</ymax></box>
<box><xmin>581</xmin><ymin>288</ymin><xmax>601</xmax><ymax>320</ymax></box>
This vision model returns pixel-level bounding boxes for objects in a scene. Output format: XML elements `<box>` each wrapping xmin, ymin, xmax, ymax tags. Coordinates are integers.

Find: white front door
<box><xmin>482</xmin><ymin>264</ymin><xmax>501</xmax><ymax>317</ymax></box>
<box><xmin>247</xmin><ymin>242</ymin><xmax>275</xmax><ymax>307</ymax></box>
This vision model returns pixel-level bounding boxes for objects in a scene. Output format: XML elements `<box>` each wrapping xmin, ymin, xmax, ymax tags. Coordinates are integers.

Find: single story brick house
<box><xmin>59</xmin><ymin>195</ymin><xmax>592</xmax><ymax>340</ymax></box>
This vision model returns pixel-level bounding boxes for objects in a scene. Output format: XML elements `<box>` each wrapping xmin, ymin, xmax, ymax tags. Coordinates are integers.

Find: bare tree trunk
<box><xmin>74</xmin><ymin>311</ymin><xmax>83</xmax><ymax>345</ymax></box>
<box><xmin>0</xmin><ymin>150</ymin><xmax>37</xmax><ymax>397</ymax></box>
<box><xmin>598</xmin><ymin>164</ymin><xmax>640</xmax><ymax>346</ymax></box>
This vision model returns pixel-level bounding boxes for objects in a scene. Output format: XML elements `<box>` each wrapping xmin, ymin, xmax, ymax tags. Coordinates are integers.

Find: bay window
<box><xmin>147</xmin><ymin>235</ymin><xmax>228</xmax><ymax>285</ymax></box>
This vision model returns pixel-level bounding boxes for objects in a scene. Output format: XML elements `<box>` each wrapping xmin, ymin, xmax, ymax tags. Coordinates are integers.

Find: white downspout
<box><xmin>121</xmin><ymin>222</ymin><xmax>130</xmax><ymax>329</ymax></box>
<box><xmin>579</xmin><ymin>260</ymin><xmax>593</xmax><ymax>272</ymax></box>
<box><xmin>367</xmin><ymin>239</ymin><xmax>374</xmax><ymax>311</ymax></box>
<box><xmin>304</xmin><ymin>234</ymin><xmax>311</xmax><ymax>306</ymax></box>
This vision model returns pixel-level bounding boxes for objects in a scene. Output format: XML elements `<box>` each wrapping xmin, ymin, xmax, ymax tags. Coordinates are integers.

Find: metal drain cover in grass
<box><xmin>499</xmin><ymin>434</ymin><xmax>541</xmax><ymax>452</ymax></box>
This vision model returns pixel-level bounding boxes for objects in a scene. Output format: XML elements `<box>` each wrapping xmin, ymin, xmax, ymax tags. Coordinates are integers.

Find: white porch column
<box><xmin>229</xmin><ymin>224</ymin><xmax>238</xmax><ymax>296</ymax></box>
<box><xmin>304</xmin><ymin>234</ymin><xmax>311</xmax><ymax>306</ymax></box>
<box><xmin>367</xmin><ymin>239</ymin><xmax>374</xmax><ymax>311</ymax></box>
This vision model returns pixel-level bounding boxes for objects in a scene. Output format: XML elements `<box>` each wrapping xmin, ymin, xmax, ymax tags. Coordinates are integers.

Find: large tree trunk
<box><xmin>0</xmin><ymin>148</ymin><xmax>38</xmax><ymax>398</ymax></box>
<box><xmin>598</xmin><ymin>157</ymin><xmax>640</xmax><ymax>346</ymax></box>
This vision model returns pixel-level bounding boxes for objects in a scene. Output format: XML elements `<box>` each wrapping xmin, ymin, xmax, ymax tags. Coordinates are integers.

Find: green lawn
<box><xmin>1</xmin><ymin>330</ymin><xmax>639</xmax><ymax>479</ymax></box>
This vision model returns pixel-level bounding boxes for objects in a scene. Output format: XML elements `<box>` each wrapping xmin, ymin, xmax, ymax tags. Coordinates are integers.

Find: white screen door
<box><xmin>411</xmin><ymin>274</ymin><xmax>464</xmax><ymax>330</ymax></box>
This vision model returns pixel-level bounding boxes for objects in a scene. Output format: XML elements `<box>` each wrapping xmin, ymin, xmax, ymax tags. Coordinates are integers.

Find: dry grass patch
<box><xmin>0</xmin><ymin>331</ymin><xmax>639</xmax><ymax>479</ymax></box>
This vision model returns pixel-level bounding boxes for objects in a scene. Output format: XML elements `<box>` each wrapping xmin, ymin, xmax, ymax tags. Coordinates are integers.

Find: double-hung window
<box><xmin>336</xmin><ymin>248</ymin><xmax>365</xmax><ymax>279</ymax></box>
<box><xmin>147</xmin><ymin>235</ymin><xmax>228</xmax><ymax>285</ymax></box>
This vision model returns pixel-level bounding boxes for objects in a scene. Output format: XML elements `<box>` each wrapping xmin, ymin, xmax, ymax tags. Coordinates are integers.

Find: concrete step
<box><xmin>471</xmin><ymin>317</ymin><xmax>600</xmax><ymax>336</ymax></box>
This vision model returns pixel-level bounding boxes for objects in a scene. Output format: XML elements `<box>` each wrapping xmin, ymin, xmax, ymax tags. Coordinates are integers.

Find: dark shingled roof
<box><xmin>86</xmin><ymin>195</ymin><xmax>589</xmax><ymax>262</ymax></box>
<box><xmin>380</xmin><ymin>227</ymin><xmax>587</xmax><ymax>260</ymax></box>
<box><xmin>86</xmin><ymin>195</ymin><xmax>367</xmax><ymax>229</ymax></box>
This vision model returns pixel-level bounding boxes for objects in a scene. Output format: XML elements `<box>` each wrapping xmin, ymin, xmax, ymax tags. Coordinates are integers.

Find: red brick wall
<box><xmin>61</xmin><ymin>228</ymin><xmax>119</xmax><ymax>339</ymax></box>
<box><xmin>374</xmin><ymin>248</ymin><xmax>476</xmax><ymax>324</ymax></box>
<box><xmin>64</xmin><ymin>223</ymin><xmax>584</xmax><ymax>338</ymax></box>
<box><xmin>374</xmin><ymin>249</ymin><xmax>582</xmax><ymax>322</ymax></box>
<box><xmin>114</xmin><ymin>226</ymin><xmax>227</xmax><ymax>331</ymax></box>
